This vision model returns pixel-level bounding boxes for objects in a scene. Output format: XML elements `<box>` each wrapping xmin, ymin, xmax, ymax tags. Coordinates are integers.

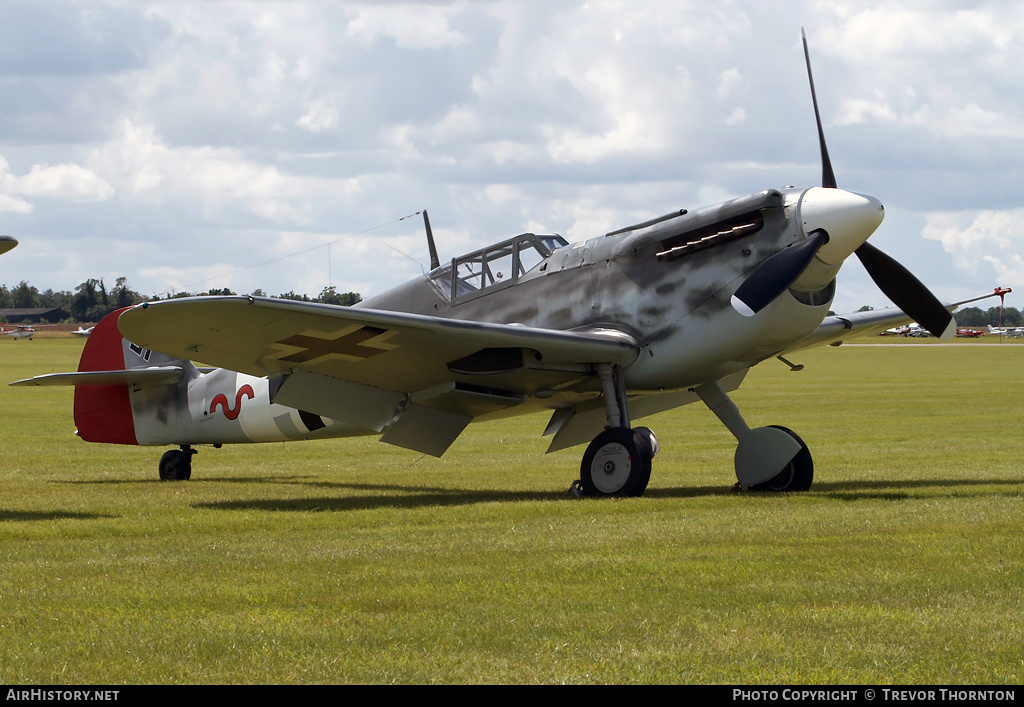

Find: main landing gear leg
<box><xmin>158</xmin><ymin>445</ymin><xmax>197</xmax><ymax>481</ymax></box>
<box><xmin>578</xmin><ymin>364</ymin><xmax>658</xmax><ymax>498</ymax></box>
<box><xmin>694</xmin><ymin>381</ymin><xmax>813</xmax><ymax>491</ymax></box>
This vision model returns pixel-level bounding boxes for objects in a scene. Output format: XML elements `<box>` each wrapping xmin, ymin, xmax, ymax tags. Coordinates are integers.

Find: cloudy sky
<box><xmin>1</xmin><ymin>0</ymin><xmax>1022</xmax><ymax>314</ymax></box>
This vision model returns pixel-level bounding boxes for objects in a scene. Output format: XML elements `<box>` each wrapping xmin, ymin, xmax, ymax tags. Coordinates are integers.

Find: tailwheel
<box><xmin>750</xmin><ymin>426</ymin><xmax>813</xmax><ymax>492</ymax></box>
<box><xmin>579</xmin><ymin>427</ymin><xmax>653</xmax><ymax>498</ymax></box>
<box><xmin>158</xmin><ymin>446</ymin><xmax>196</xmax><ymax>481</ymax></box>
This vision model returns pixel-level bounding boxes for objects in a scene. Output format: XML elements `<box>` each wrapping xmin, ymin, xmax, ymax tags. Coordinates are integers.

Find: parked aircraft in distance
<box><xmin>2</xmin><ymin>325</ymin><xmax>36</xmax><ymax>340</ymax></box>
<box><xmin>71</xmin><ymin>326</ymin><xmax>95</xmax><ymax>337</ymax></box>
<box><xmin>12</xmin><ymin>31</ymin><xmax>989</xmax><ymax>497</ymax></box>
<box><xmin>956</xmin><ymin>328</ymin><xmax>984</xmax><ymax>338</ymax></box>
<box><xmin>988</xmin><ymin>325</ymin><xmax>1024</xmax><ymax>338</ymax></box>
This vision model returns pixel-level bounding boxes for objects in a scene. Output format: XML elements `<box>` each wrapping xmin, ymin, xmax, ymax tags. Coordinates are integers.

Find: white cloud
<box><xmin>923</xmin><ymin>211</ymin><xmax>1022</xmax><ymax>252</ymax></box>
<box><xmin>18</xmin><ymin>163</ymin><xmax>115</xmax><ymax>201</ymax></box>
<box><xmin>0</xmin><ymin>153</ymin><xmax>114</xmax><ymax>213</ymax></box>
<box><xmin>812</xmin><ymin>4</ymin><xmax>1024</xmax><ymax>142</ymax></box>
<box><xmin>0</xmin><ymin>193</ymin><xmax>33</xmax><ymax>215</ymax></box>
<box><xmin>345</xmin><ymin>4</ymin><xmax>467</xmax><ymax>49</ymax></box>
<box><xmin>296</xmin><ymin>100</ymin><xmax>340</xmax><ymax>133</ymax></box>
<box><xmin>820</xmin><ymin>6</ymin><xmax>1013</xmax><ymax>58</ymax></box>
<box><xmin>724</xmin><ymin>108</ymin><xmax>746</xmax><ymax>127</ymax></box>
<box><xmin>836</xmin><ymin>93</ymin><xmax>898</xmax><ymax>126</ymax></box>
<box><xmin>922</xmin><ymin>210</ymin><xmax>1024</xmax><ymax>284</ymax></box>
<box><xmin>835</xmin><ymin>94</ymin><xmax>1023</xmax><ymax>139</ymax></box>
<box><xmin>982</xmin><ymin>252</ymin><xmax>1024</xmax><ymax>286</ymax></box>
<box><xmin>87</xmin><ymin>120</ymin><xmax>362</xmax><ymax>225</ymax></box>
<box><xmin>940</xmin><ymin>103</ymin><xmax>1024</xmax><ymax>139</ymax></box>
<box><xmin>716</xmin><ymin>68</ymin><xmax>743</xmax><ymax>99</ymax></box>
<box><xmin>546</xmin><ymin>110</ymin><xmax>666</xmax><ymax>164</ymax></box>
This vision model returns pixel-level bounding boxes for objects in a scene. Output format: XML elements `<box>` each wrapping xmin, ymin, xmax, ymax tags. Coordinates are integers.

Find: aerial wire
<box><xmin>158</xmin><ymin>211</ymin><xmax>424</xmax><ymax>298</ymax></box>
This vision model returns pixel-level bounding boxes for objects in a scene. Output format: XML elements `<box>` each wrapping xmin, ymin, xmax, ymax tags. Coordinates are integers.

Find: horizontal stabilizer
<box><xmin>10</xmin><ymin>366</ymin><xmax>184</xmax><ymax>388</ymax></box>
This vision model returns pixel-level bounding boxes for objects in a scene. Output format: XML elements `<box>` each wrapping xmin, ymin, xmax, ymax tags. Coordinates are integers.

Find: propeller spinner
<box><xmin>732</xmin><ymin>29</ymin><xmax>955</xmax><ymax>340</ymax></box>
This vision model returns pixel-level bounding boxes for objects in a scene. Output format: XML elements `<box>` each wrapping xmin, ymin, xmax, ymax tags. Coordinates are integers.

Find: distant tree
<box><xmin>986</xmin><ymin>306</ymin><xmax>1022</xmax><ymax>327</ymax></box>
<box><xmin>317</xmin><ymin>286</ymin><xmax>361</xmax><ymax>306</ymax></box>
<box><xmin>71</xmin><ymin>279</ymin><xmax>101</xmax><ymax>321</ymax></box>
<box><xmin>955</xmin><ymin>307</ymin><xmax>987</xmax><ymax>326</ymax></box>
<box><xmin>39</xmin><ymin>288</ymin><xmax>74</xmax><ymax>311</ymax></box>
<box><xmin>1001</xmin><ymin>306</ymin><xmax>1021</xmax><ymax>326</ymax></box>
<box><xmin>11</xmin><ymin>281</ymin><xmax>39</xmax><ymax>309</ymax></box>
<box><xmin>276</xmin><ymin>290</ymin><xmax>311</xmax><ymax>302</ymax></box>
<box><xmin>81</xmin><ymin>278</ymin><xmax>112</xmax><ymax>321</ymax></box>
<box><xmin>0</xmin><ymin>276</ymin><xmax>364</xmax><ymax>319</ymax></box>
<box><xmin>111</xmin><ymin>277</ymin><xmax>143</xmax><ymax>310</ymax></box>
<box><xmin>64</xmin><ymin>277</ymin><xmax>144</xmax><ymax>322</ymax></box>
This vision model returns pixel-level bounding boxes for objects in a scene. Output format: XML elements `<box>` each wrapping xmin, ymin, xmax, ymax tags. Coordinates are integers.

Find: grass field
<box><xmin>1</xmin><ymin>337</ymin><xmax>1022</xmax><ymax>684</ymax></box>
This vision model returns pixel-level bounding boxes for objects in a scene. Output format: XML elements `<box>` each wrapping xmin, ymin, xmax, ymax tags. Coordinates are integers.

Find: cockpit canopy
<box><xmin>428</xmin><ymin>233</ymin><xmax>567</xmax><ymax>302</ymax></box>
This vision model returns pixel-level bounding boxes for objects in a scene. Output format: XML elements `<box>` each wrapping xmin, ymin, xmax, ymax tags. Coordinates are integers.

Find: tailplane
<box><xmin>11</xmin><ymin>307</ymin><xmax>188</xmax><ymax>445</ymax></box>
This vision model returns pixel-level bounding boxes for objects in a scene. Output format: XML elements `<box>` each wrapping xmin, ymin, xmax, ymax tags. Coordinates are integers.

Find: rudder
<box><xmin>74</xmin><ymin>307</ymin><xmax>138</xmax><ymax>444</ymax></box>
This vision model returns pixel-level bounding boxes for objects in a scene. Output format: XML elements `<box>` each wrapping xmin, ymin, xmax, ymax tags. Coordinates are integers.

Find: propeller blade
<box><xmin>855</xmin><ymin>242</ymin><xmax>956</xmax><ymax>339</ymax></box>
<box><xmin>802</xmin><ymin>28</ymin><xmax>837</xmax><ymax>189</ymax></box>
<box><xmin>800</xmin><ymin>31</ymin><xmax>951</xmax><ymax>338</ymax></box>
<box><xmin>732</xmin><ymin>229</ymin><xmax>830</xmax><ymax>317</ymax></box>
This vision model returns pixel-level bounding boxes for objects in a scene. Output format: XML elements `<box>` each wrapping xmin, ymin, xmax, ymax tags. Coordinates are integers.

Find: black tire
<box><xmin>158</xmin><ymin>449</ymin><xmax>192</xmax><ymax>481</ymax></box>
<box><xmin>750</xmin><ymin>426</ymin><xmax>813</xmax><ymax>492</ymax></box>
<box><xmin>580</xmin><ymin>428</ymin><xmax>652</xmax><ymax>498</ymax></box>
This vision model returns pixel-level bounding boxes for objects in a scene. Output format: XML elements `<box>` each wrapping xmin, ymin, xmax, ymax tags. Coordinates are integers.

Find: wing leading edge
<box><xmin>117</xmin><ymin>296</ymin><xmax>641</xmax><ymax>456</ymax></box>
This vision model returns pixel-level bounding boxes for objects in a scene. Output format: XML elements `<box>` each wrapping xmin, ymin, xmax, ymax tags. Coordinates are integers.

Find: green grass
<box><xmin>1</xmin><ymin>338</ymin><xmax>1022</xmax><ymax>684</ymax></box>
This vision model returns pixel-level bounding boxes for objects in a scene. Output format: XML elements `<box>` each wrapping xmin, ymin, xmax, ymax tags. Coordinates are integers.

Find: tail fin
<box><xmin>11</xmin><ymin>306</ymin><xmax>193</xmax><ymax>445</ymax></box>
<box><xmin>74</xmin><ymin>308</ymin><xmax>139</xmax><ymax>444</ymax></box>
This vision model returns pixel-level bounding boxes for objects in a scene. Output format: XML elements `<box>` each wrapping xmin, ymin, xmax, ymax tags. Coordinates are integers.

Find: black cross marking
<box><xmin>276</xmin><ymin>326</ymin><xmax>389</xmax><ymax>364</ymax></box>
<box><xmin>129</xmin><ymin>342</ymin><xmax>152</xmax><ymax>362</ymax></box>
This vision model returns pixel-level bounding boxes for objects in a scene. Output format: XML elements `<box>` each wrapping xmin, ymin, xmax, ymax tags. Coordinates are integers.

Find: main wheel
<box><xmin>580</xmin><ymin>428</ymin><xmax>652</xmax><ymax>498</ymax></box>
<box><xmin>158</xmin><ymin>449</ymin><xmax>192</xmax><ymax>481</ymax></box>
<box><xmin>750</xmin><ymin>426</ymin><xmax>813</xmax><ymax>492</ymax></box>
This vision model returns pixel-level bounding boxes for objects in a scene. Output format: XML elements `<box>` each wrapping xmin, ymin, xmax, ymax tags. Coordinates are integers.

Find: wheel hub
<box><xmin>591</xmin><ymin>442</ymin><xmax>632</xmax><ymax>494</ymax></box>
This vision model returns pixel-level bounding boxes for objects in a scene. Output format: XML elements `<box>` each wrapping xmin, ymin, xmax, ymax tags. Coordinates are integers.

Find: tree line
<box><xmin>952</xmin><ymin>306</ymin><xmax>1022</xmax><ymax>327</ymax></box>
<box><xmin>0</xmin><ymin>278</ymin><xmax>361</xmax><ymax>324</ymax></box>
<box><xmin>854</xmin><ymin>304</ymin><xmax>1021</xmax><ymax>327</ymax></box>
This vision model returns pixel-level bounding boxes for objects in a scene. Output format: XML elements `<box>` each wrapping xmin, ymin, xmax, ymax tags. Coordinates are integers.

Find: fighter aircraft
<box><xmin>11</xmin><ymin>32</ymin><xmax>970</xmax><ymax>496</ymax></box>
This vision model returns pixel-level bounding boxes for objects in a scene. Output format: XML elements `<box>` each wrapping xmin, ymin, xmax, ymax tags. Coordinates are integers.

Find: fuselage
<box><xmin>360</xmin><ymin>186</ymin><xmax>882</xmax><ymax>393</ymax></box>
